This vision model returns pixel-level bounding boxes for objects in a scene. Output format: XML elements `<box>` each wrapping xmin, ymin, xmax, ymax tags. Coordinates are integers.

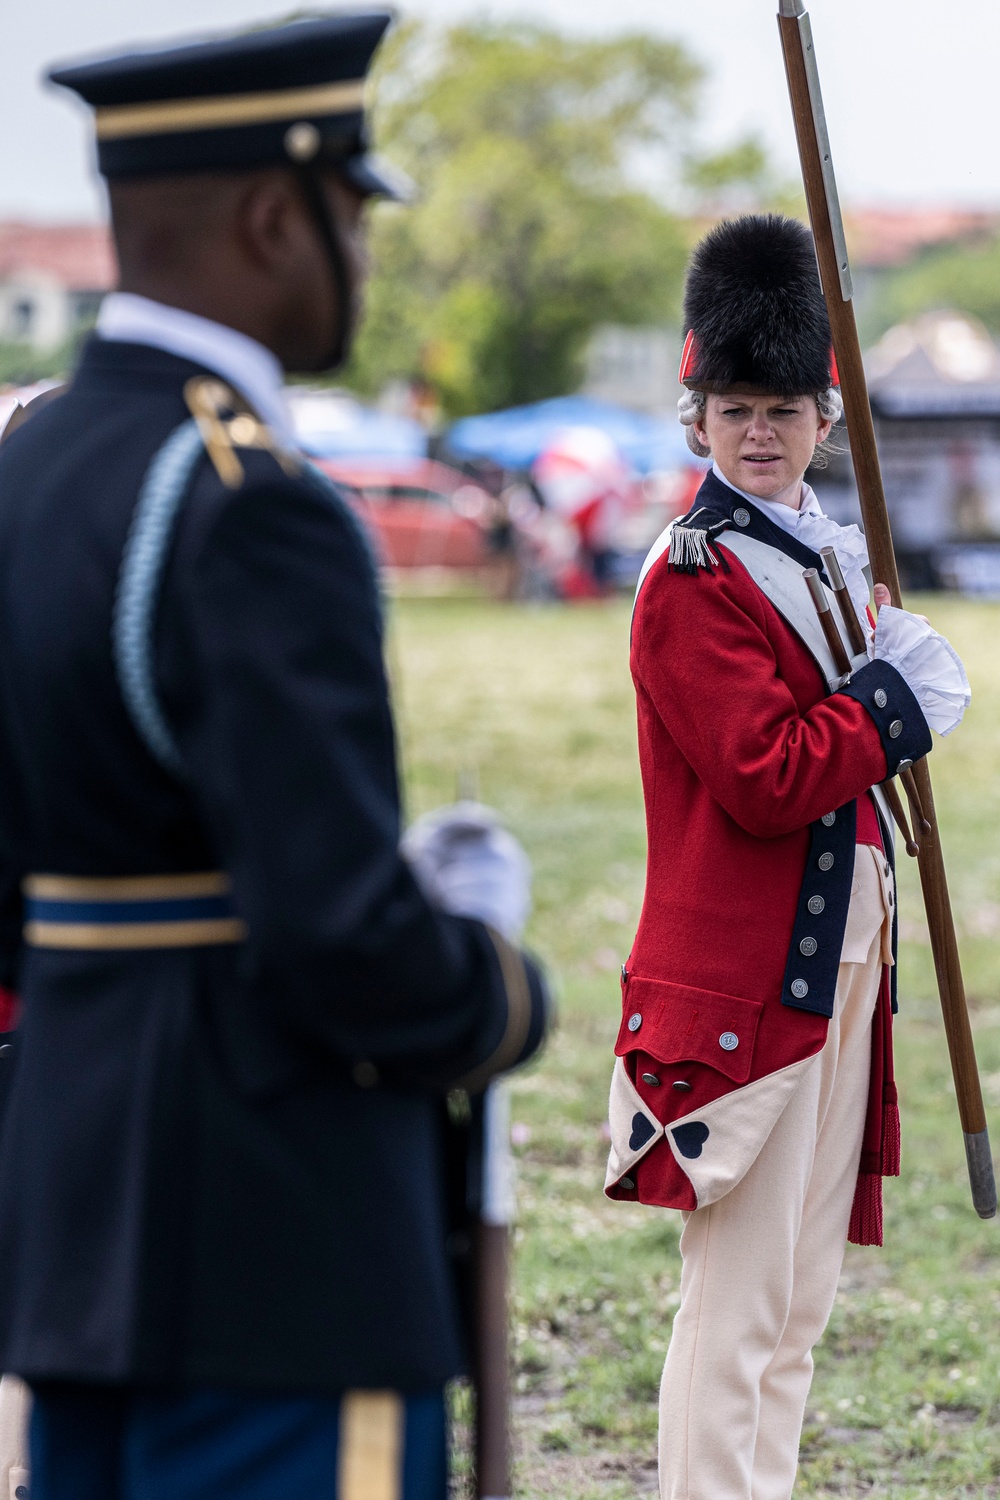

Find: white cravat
<box><xmin>711</xmin><ymin>465</ymin><xmax>970</xmax><ymax>734</ymax></box>
<box><xmin>712</xmin><ymin>463</ymin><xmax>871</xmax><ymax>620</ymax></box>
<box><xmin>96</xmin><ymin>293</ymin><xmax>295</xmax><ymax>449</ymax></box>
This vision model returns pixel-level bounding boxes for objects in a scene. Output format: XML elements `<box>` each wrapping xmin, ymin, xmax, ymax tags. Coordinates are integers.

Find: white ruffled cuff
<box><xmin>872</xmin><ymin>606</ymin><xmax>970</xmax><ymax>736</ymax></box>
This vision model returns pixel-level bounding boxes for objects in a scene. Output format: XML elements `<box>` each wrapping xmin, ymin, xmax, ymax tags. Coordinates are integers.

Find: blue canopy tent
<box><xmin>445</xmin><ymin>394</ymin><xmax>700</xmax><ymax>474</ymax></box>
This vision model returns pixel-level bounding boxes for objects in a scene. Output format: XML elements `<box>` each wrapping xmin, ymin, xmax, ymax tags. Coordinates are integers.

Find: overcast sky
<box><xmin>5</xmin><ymin>0</ymin><xmax>998</xmax><ymax>221</ymax></box>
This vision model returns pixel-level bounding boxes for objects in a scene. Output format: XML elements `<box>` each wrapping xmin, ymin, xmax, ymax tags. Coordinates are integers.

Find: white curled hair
<box><xmin>677</xmin><ymin>386</ymin><xmax>843</xmax><ymax>458</ymax></box>
<box><xmin>677</xmin><ymin>388</ymin><xmax>710</xmax><ymax>457</ymax></box>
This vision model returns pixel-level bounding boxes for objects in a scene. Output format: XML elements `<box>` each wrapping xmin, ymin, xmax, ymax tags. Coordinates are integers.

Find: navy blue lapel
<box><xmin>684</xmin><ymin>469</ymin><xmax>828</xmax><ymax>581</ymax></box>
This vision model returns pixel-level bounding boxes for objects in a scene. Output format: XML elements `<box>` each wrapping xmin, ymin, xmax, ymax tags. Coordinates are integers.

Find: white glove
<box><xmin>401</xmin><ymin>801</ymin><xmax>532</xmax><ymax>942</ymax></box>
<box><xmin>873</xmin><ymin>605</ymin><xmax>971</xmax><ymax>735</ymax></box>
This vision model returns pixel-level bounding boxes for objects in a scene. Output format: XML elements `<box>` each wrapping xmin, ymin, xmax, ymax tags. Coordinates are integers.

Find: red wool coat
<box><xmin>605</xmin><ymin>495</ymin><xmax>930</xmax><ymax>1234</ymax></box>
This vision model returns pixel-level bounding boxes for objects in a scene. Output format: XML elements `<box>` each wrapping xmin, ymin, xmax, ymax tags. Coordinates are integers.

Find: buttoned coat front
<box><xmin>605</xmin><ymin>473</ymin><xmax>930</xmax><ymax>1210</ymax></box>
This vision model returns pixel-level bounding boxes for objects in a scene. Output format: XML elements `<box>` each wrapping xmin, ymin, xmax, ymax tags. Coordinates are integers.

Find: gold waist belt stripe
<box><xmin>22</xmin><ymin>871</ymin><xmax>247</xmax><ymax>950</ymax></box>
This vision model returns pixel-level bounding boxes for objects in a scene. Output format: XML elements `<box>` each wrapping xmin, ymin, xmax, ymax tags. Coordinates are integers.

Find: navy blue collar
<box><xmin>686</xmin><ymin>469</ymin><xmax>827</xmax><ymax>580</ymax></box>
<box><xmin>72</xmin><ymin>335</ymin><xmax>215</xmax><ymax>393</ymax></box>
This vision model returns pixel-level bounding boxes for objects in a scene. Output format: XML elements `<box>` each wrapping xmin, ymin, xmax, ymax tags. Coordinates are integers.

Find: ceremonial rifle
<box><xmin>776</xmin><ymin>0</ymin><xmax>997</xmax><ymax>1218</ymax></box>
<box><xmin>473</xmin><ymin>1082</ymin><xmax>514</xmax><ymax>1500</ymax></box>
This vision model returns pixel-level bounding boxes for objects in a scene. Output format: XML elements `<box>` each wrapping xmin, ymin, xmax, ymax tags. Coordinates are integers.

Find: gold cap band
<box><xmin>95</xmin><ymin>78</ymin><xmax>365</xmax><ymax>140</ymax></box>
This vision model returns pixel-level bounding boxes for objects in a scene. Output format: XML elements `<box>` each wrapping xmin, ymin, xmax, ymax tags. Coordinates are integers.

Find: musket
<box><xmin>819</xmin><ymin>543</ymin><xmax>931</xmax><ymax>847</ymax></box>
<box><xmin>777</xmin><ymin>0</ymin><xmax>997</xmax><ymax>1218</ymax></box>
<box><xmin>473</xmin><ymin>1081</ymin><xmax>514</xmax><ymax>1500</ymax></box>
<box><xmin>802</xmin><ymin>568</ymin><xmax>920</xmax><ymax>857</ymax></box>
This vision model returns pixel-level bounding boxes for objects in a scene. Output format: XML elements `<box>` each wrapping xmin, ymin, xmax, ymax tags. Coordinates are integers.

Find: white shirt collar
<box><xmin>96</xmin><ymin>292</ymin><xmax>294</xmax><ymax>448</ymax></box>
<box><xmin>712</xmin><ymin>462</ymin><xmax>823</xmax><ymax>537</ymax></box>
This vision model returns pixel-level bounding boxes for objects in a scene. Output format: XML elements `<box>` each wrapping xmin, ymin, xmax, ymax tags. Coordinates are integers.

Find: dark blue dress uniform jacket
<box><xmin>0</xmin><ymin>338</ymin><xmax>546</xmax><ymax>1395</ymax></box>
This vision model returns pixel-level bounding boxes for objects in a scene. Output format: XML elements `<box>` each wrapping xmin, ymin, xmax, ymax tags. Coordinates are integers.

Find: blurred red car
<box><xmin>313</xmin><ymin>457</ymin><xmax>493</xmax><ymax>570</ymax></box>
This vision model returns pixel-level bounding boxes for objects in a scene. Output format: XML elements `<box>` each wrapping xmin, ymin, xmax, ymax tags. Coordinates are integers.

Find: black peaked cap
<box><xmin>48</xmin><ymin>12</ymin><xmax>407</xmax><ymax>197</ymax></box>
<box><xmin>682</xmin><ymin>214</ymin><xmax>834</xmax><ymax>394</ymax></box>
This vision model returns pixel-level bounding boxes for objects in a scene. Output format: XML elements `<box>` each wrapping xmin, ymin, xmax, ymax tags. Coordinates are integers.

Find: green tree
<box><xmin>345</xmin><ymin>22</ymin><xmax>745</xmax><ymax>416</ymax></box>
<box><xmin>0</xmin><ymin>340</ymin><xmax>76</xmax><ymax>389</ymax></box>
<box><xmin>868</xmin><ymin>234</ymin><xmax>1000</xmax><ymax>342</ymax></box>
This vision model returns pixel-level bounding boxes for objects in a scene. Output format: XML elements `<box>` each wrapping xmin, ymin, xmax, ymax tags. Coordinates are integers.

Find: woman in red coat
<box><xmin>605</xmin><ymin>216</ymin><xmax>970</xmax><ymax>1500</ymax></box>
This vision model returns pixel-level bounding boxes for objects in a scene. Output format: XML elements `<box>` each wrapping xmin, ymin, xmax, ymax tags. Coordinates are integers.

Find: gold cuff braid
<box><xmin>454</xmin><ymin>928</ymin><xmax>533</xmax><ymax>1095</ymax></box>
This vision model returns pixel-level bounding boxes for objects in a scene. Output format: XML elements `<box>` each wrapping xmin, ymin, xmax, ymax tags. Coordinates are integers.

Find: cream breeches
<box><xmin>658</xmin><ymin>844</ymin><xmax>891</xmax><ymax>1500</ymax></box>
<box><xmin>0</xmin><ymin>1374</ymin><xmax>30</xmax><ymax>1500</ymax></box>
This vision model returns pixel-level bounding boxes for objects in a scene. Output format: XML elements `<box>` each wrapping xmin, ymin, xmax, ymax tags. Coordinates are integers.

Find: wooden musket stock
<box><xmin>803</xmin><ymin>570</ymin><xmax>919</xmax><ymax>857</ymax></box>
<box><xmin>820</xmin><ymin>546</ymin><xmax>930</xmax><ymax>840</ymax></box>
<box><xmin>778</xmin><ymin>0</ymin><xmax>996</xmax><ymax>1217</ymax></box>
<box><xmin>803</xmin><ymin>568</ymin><xmax>851</xmax><ymax>677</ymax></box>
<box><xmin>819</xmin><ymin>546</ymin><xmax>867</xmax><ymax>656</ymax></box>
<box><xmin>474</xmin><ymin>1220</ymin><xmax>512</xmax><ymax>1499</ymax></box>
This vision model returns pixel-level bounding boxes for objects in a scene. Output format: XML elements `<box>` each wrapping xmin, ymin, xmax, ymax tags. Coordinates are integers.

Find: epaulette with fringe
<box><xmin>667</xmin><ymin>508</ymin><xmax>733</xmax><ymax>575</ymax></box>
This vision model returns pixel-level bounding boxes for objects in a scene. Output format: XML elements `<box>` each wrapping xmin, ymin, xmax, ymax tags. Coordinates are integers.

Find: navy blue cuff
<box><xmin>837</xmin><ymin>659</ymin><xmax>932</xmax><ymax>778</ymax></box>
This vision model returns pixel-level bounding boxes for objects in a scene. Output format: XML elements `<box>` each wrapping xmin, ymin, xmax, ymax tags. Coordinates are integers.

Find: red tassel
<box><xmin>848</xmin><ymin>1172</ymin><xmax>883</xmax><ymax>1247</ymax></box>
<box><xmin>882</xmin><ymin>1086</ymin><xmax>901</xmax><ymax>1178</ymax></box>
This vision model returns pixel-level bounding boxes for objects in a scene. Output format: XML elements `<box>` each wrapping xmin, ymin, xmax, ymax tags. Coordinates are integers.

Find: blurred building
<box><xmin>810</xmin><ymin>310</ymin><xmax>1000</xmax><ymax>591</ymax></box>
<box><xmin>844</xmin><ymin>206</ymin><xmax>1000</xmax><ymax>270</ymax></box>
<box><xmin>866</xmin><ymin>311</ymin><xmax>1000</xmax><ymax>590</ymax></box>
<box><xmin>0</xmin><ymin>223</ymin><xmax>115</xmax><ymax>350</ymax></box>
<box><xmin>583</xmin><ymin>325</ymin><xmax>680</xmax><ymax>413</ymax></box>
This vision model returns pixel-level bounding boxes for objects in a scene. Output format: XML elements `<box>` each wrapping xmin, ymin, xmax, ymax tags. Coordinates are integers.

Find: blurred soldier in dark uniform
<box><xmin>0</xmin><ymin>14</ymin><xmax>548</xmax><ymax>1499</ymax></box>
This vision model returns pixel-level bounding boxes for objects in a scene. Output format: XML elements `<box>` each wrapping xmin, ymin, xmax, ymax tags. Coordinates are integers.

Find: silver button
<box><xmin>889</xmin><ymin>719</ymin><xmax>903</xmax><ymax>739</ymax></box>
<box><xmin>719</xmin><ymin>1031</ymin><xmax>739</xmax><ymax>1051</ymax></box>
<box><xmin>818</xmin><ymin>852</ymin><xmax>835</xmax><ymax>872</ymax></box>
<box><xmin>641</xmin><ymin>1072</ymin><xmax>660</xmax><ymax>1086</ymax></box>
<box><xmin>627</xmin><ymin>1013</ymin><xmax>642</xmax><ymax>1033</ymax></box>
<box><xmin>733</xmin><ymin>507</ymin><xmax>751</xmax><ymax>528</ymax></box>
<box><xmin>874</xmin><ymin>688</ymin><xmax>888</xmax><ymax>709</ymax></box>
<box><xmin>807</xmin><ymin>895</ymin><xmax>825</xmax><ymax>915</ymax></box>
<box><xmin>284</xmin><ymin>121</ymin><xmax>321</xmax><ymax>162</ymax></box>
<box><xmin>821</xmin><ymin>812</ymin><xmax>836</xmax><ymax>827</ymax></box>
<box><xmin>799</xmin><ymin>936</ymin><xmax>818</xmax><ymax>956</ymax></box>
<box><xmin>620</xmin><ymin>1176</ymin><xmax>635</xmax><ymax>1191</ymax></box>
<box><xmin>790</xmin><ymin>978</ymin><xmax>809</xmax><ymax>999</ymax></box>
<box><xmin>672</xmin><ymin>1080</ymin><xmax>692</xmax><ymax>1092</ymax></box>
<box><xmin>896</xmin><ymin>758</ymin><xmax>913</xmax><ymax>773</ymax></box>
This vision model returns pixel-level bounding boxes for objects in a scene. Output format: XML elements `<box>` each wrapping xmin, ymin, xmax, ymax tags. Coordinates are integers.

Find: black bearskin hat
<box><xmin>679</xmin><ymin>214</ymin><xmax>836</xmax><ymax>394</ymax></box>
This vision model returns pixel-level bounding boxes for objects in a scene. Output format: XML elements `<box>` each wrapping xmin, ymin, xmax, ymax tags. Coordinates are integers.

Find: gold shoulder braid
<box><xmin>666</xmin><ymin>507</ymin><xmax>733</xmax><ymax>576</ymax></box>
<box><xmin>183</xmin><ymin>376</ymin><xmax>300</xmax><ymax>488</ymax></box>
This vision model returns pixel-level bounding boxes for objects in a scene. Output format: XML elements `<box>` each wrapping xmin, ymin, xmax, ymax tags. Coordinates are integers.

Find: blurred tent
<box><xmin>865</xmin><ymin>310</ymin><xmax>1000</xmax><ymax>591</ymax></box>
<box><xmin>287</xmin><ymin>388</ymin><xmax>427</xmax><ymax>462</ymax></box>
<box><xmin>444</xmin><ymin>395</ymin><xmax>698</xmax><ymax>475</ymax></box>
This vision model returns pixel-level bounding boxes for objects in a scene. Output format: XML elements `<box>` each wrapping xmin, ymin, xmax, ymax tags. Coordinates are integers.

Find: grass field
<box><xmin>389</xmin><ymin>594</ymin><xmax>1000</xmax><ymax>1499</ymax></box>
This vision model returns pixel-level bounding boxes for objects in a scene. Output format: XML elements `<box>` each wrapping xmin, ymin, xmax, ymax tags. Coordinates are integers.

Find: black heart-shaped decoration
<box><xmin>672</xmin><ymin>1121</ymin><xmax>710</xmax><ymax>1159</ymax></box>
<box><xmin>629</xmin><ymin>1112</ymin><xmax>656</xmax><ymax>1151</ymax></box>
